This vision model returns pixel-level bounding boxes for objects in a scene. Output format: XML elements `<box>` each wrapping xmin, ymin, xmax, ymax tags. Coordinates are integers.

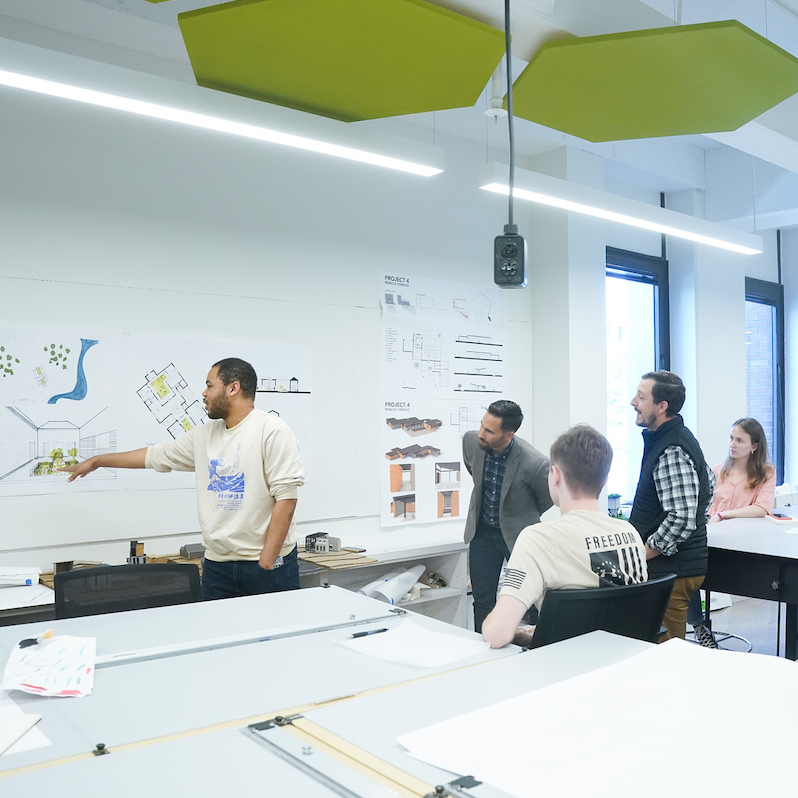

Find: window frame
<box><xmin>745</xmin><ymin>276</ymin><xmax>785</xmax><ymax>484</ymax></box>
<box><xmin>606</xmin><ymin>247</ymin><xmax>670</xmax><ymax>371</ymax></box>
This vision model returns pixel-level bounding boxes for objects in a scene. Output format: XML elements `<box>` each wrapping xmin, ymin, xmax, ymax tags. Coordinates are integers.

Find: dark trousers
<box><xmin>687</xmin><ymin>589</ymin><xmax>705</xmax><ymax>626</ymax></box>
<box><xmin>201</xmin><ymin>546</ymin><xmax>300</xmax><ymax>600</ymax></box>
<box><xmin>469</xmin><ymin>522</ymin><xmax>510</xmax><ymax>633</ymax></box>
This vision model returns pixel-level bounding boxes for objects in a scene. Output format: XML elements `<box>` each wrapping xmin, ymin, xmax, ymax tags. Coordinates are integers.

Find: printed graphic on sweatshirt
<box><xmin>207</xmin><ymin>448</ymin><xmax>244</xmax><ymax>511</ymax></box>
<box><xmin>588</xmin><ymin>544</ymin><xmax>645</xmax><ymax>585</ymax></box>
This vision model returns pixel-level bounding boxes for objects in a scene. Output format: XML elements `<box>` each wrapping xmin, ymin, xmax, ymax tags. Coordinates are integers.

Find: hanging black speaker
<box><xmin>494</xmin><ymin>232</ymin><xmax>527</xmax><ymax>288</ymax></box>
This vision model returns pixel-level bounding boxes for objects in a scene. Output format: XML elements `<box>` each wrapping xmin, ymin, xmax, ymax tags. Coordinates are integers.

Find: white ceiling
<box><xmin>3</xmin><ymin>0</ymin><xmax>798</xmax><ymax>229</ymax></box>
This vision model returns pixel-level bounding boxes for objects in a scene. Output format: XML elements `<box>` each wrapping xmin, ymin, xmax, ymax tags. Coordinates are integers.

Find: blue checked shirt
<box><xmin>479</xmin><ymin>437</ymin><xmax>515</xmax><ymax>528</ymax></box>
<box><xmin>648</xmin><ymin>445</ymin><xmax>716</xmax><ymax>556</ymax></box>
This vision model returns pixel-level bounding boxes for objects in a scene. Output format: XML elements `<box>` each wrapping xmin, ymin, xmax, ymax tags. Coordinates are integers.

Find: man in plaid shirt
<box><xmin>629</xmin><ymin>371</ymin><xmax>715</xmax><ymax>641</ymax></box>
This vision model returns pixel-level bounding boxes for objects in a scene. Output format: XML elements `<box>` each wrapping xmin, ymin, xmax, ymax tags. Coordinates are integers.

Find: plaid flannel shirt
<box><xmin>648</xmin><ymin>445</ymin><xmax>716</xmax><ymax>556</ymax></box>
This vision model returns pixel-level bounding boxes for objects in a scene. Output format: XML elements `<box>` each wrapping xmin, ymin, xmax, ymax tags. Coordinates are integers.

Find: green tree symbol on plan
<box><xmin>0</xmin><ymin>345</ymin><xmax>20</xmax><ymax>377</ymax></box>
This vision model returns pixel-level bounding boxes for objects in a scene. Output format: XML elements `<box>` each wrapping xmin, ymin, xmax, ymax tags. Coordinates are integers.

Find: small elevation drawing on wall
<box><xmin>453</xmin><ymin>335</ymin><xmax>502</xmax><ymax>393</ymax></box>
<box><xmin>390</xmin><ymin>493</ymin><xmax>416</xmax><ymax>520</ymax></box>
<box><xmin>0</xmin><ymin>406</ymin><xmax>117</xmax><ymax>482</ymax></box>
<box><xmin>437</xmin><ymin>490</ymin><xmax>459</xmax><ymax>518</ymax></box>
<box><xmin>256</xmin><ymin>376</ymin><xmax>309</xmax><ymax>394</ymax></box>
<box><xmin>138</xmin><ymin>363</ymin><xmax>206</xmax><ymax>439</ymax></box>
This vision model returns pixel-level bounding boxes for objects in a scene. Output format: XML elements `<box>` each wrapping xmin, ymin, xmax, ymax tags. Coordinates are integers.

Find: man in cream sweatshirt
<box><xmin>62</xmin><ymin>357</ymin><xmax>304</xmax><ymax>600</ymax></box>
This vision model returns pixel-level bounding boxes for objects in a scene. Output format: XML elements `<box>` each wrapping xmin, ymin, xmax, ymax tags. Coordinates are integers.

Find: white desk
<box><xmin>2</xmin><ymin>625</ymin><xmax>651</xmax><ymax>797</ymax></box>
<box><xmin>0</xmin><ymin>586</ymin><xmax>509</xmax><ymax>779</ymax></box>
<box><xmin>298</xmin><ymin>631</ymin><xmax>652</xmax><ymax>798</ymax></box>
<box><xmin>705</xmin><ymin>515</ymin><xmax>798</xmax><ymax>657</ymax></box>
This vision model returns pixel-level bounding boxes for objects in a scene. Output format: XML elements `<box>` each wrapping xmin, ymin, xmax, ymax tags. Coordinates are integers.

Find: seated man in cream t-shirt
<box><xmin>481</xmin><ymin>424</ymin><xmax>648</xmax><ymax>648</ymax></box>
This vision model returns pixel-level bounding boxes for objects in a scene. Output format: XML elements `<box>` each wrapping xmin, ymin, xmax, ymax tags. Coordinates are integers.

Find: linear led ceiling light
<box><xmin>0</xmin><ymin>69</ymin><xmax>443</xmax><ymax>177</ymax></box>
<box><xmin>479</xmin><ymin>162</ymin><xmax>763</xmax><ymax>255</ymax></box>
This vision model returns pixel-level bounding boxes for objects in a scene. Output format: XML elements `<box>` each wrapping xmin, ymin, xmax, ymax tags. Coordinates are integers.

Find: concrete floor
<box><xmin>699</xmin><ymin>595</ymin><xmax>787</xmax><ymax>656</ymax></box>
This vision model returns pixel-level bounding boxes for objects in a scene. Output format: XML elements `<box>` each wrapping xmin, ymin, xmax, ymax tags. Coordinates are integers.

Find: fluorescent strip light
<box><xmin>479</xmin><ymin>162</ymin><xmax>763</xmax><ymax>255</ymax></box>
<box><xmin>0</xmin><ymin>69</ymin><xmax>443</xmax><ymax>177</ymax></box>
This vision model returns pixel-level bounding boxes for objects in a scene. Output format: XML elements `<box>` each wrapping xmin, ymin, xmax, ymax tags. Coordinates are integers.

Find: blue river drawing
<box><xmin>47</xmin><ymin>338</ymin><xmax>99</xmax><ymax>404</ymax></box>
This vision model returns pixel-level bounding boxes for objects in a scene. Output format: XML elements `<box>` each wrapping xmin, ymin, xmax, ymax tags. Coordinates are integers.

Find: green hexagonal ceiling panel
<box><xmin>511</xmin><ymin>20</ymin><xmax>798</xmax><ymax>142</ymax></box>
<box><xmin>178</xmin><ymin>0</ymin><xmax>506</xmax><ymax>122</ymax></box>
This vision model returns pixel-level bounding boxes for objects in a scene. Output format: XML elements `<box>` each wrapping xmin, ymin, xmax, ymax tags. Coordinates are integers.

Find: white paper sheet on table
<box><xmin>0</xmin><ymin>693</ymin><xmax>50</xmax><ymax>755</ymax></box>
<box><xmin>0</xmin><ymin>713</ymin><xmax>41</xmax><ymax>755</ymax></box>
<box><xmin>397</xmin><ymin>638</ymin><xmax>798</xmax><ymax>797</ymax></box>
<box><xmin>2</xmin><ymin>635</ymin><xmax>96</xmax><ymax>697</ymax></box>
<box><xmin>340</xmin><ymin>619</ymin><xmax>489</xmax><ymax>667</ymax></box>
<box><xmin>0</xmin><ymin>583</ymin><xmax>54</xmax><ymax>611</ymax></box>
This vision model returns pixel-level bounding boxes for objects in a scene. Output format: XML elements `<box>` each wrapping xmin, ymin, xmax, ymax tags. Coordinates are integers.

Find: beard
<box><xmin>205</xmin><ymin>395</ymin><xmax>230</xmax><ymax>420</ymax></box>
<box><xmin>635</xmin><ymin>410</ymin><xmax>656</xmax><ymax>428</ymax></box>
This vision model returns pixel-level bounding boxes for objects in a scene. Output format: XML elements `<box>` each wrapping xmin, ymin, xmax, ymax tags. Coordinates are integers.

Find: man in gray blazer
<box><xmin>463</xmin><ymin>400</ymin><xmax>552</xmax><ymax>632</ymax></box>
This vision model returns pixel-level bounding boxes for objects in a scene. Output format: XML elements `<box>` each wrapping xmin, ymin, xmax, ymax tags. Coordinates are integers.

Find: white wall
<box><xmin>0</xmin><ymin>44</ymin><xmax>785</xmax><ymax>570</ymax></box>
<box><xmin>0</xmin><ymin>69</ymin><xmax>542</xmax><ymax>569</ymax></box>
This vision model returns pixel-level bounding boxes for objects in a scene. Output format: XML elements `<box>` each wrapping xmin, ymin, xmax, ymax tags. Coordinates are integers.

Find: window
<box><xmin>605</xmin><ymin>248</ymin><xmax>669</xmax><ymax>502</ymax></box>
<box><xmin>745</xmin><ymin>277</ymin><xmax>784</xmax><ymax>483</ymax></box>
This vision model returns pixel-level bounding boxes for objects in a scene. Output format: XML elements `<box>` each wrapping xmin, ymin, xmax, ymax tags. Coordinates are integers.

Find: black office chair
<box><xmin>527</xmin><ymin>573</ymin><xmax>676</xmax><ymax>649</ymax></box>
<box><xmin>54</xmin><ymin>563</ymin><xmax>202</xmax><ymax>619</ymax></box>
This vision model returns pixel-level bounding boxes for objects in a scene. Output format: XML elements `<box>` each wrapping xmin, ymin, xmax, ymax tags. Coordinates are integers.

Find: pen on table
<box><xmin>19</xmin><ymin>629</ymin><xmax>55</xmax><ymax>649</ymax></box>
<box><xmin>348</xmin><ymin>628</ymin><xmax>389</xmax><ymax>639</ymax></box>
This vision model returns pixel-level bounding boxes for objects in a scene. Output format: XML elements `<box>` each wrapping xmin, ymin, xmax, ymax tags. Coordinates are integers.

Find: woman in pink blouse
<box><xmin>690</xmin><ymin>417</ymin><xmax>776</xmax><ymax>646</ymax></box>
<box><xmin>708</xmin><ymin>417</ymin><xmax>776</xmax><ymax>523</ymax></box>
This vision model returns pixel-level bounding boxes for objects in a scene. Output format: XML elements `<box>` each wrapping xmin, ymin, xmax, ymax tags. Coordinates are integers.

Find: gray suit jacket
<box><xmin>462</xmin><ymin>430</ymin><xmax>553</xmax><ymax>552</ymax></box>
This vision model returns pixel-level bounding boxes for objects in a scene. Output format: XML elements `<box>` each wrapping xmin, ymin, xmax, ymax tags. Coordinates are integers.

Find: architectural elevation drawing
<box><xmin>137</xmin><ymin>363</ymin><xmax>206</xmax><ymax>439</ymax></box>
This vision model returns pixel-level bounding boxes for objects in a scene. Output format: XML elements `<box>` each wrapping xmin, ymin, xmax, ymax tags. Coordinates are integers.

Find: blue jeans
<box><xmin>469</xmin><ymin>522</ymin><xmax>510</xmax><ymax>633</ymax></box>
<box><xmin>201</xmin><ymin>547</ymin><xmax>300</xmax><ymax>600</ymax></box>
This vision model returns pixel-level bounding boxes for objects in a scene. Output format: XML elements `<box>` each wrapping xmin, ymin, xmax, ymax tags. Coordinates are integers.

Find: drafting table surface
<box><xmin>0</xmin><ymin>586</ymin><xmax>510</xmax><ymax>773</ymax></box>
<box><xmin>0</xmin><ymin>585</ymin><xmax>397</xmax><ymax>655</ymax></box>
<box><xmin>302</xmin><ymin>631</ymin><xmax>652</xmax><ymax>797</ymax></box>
<box><xmin>0</xmin><ymin>726</ymin><xmax>346</xmax><ymax>796</ymax></box>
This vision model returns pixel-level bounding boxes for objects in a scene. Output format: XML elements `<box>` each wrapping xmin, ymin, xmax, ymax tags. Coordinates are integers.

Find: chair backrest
<box><xmin>527</xmin><ymin>573</ymin><xmax>676</xmax><ymax>649</ymax></box>
<box><xmin>54</xmin><ymin>563</ymin><xmax>202</xmax><ymax>619</ymax></box>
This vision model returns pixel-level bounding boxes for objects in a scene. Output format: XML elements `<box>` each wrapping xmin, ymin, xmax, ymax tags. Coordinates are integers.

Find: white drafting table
<box><xmin>2</xmin><ymin>630</ymin><xmax>650</xmax><ymax>797</ymax></box>
<box><xmin>0</xmin><ymin>726</ymin><xmax>377</xmax><ymax>797</ymax></box>
<box><xmin>293</xmin><ymin>631</ymin><xmax>653</xmax><ymax>798</ymax></box>
<box><xmin>705</xmin><ymin>515</ymin><xmax>798</xmax><ymax>657</ymax></box>
<box><xmin>0</xmin><ymin>586</ymin><xmax>512</xmax><ymax>776</ymax></box>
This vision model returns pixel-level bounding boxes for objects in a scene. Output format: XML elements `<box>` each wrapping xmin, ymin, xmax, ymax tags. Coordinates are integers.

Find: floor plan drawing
<box><xmin>137</xmin><ymin>363</ymin><xmax>206</xmax><ymax>439</ymax></box>
<box><xmin>450</xmin><ymin>405</ymin><xmax>484</xmax><ymax>435</ymax></box>
<box><xmin>400</xmin><ymin>332</ymin><xmax>449</xmax><ymax>388</ymax></box>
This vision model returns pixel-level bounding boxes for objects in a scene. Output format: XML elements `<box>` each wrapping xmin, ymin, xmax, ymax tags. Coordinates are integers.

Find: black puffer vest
<box><xmin>629</xmin><ymin>415</ymin><xmax>710</xmax><ymax>578</ymax></box>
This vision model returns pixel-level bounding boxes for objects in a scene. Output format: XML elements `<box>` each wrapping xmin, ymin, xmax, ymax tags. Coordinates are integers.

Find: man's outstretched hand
<box><xmin>59</xmin><ymin>458</ymin><xmax>100</xmax><ymax>482</ymax></box>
